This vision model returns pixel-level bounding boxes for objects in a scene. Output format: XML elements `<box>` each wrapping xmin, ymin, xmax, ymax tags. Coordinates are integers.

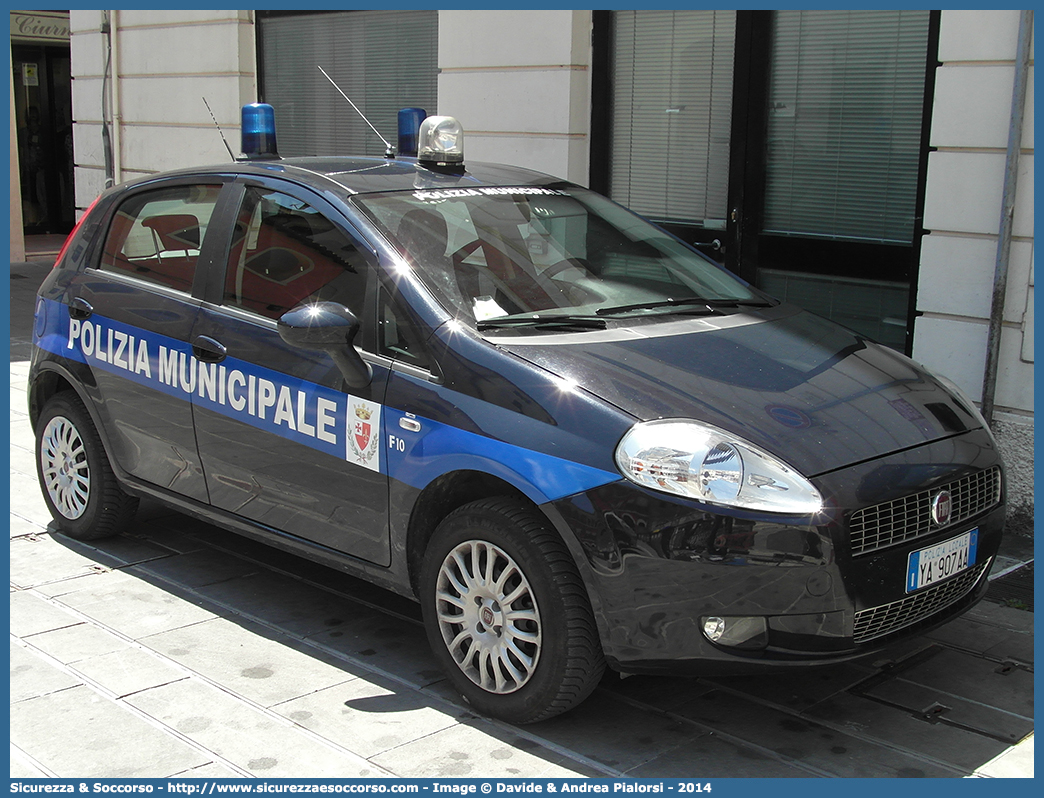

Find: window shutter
<box><xmin>259</xmin><ymin>10</ymin><xmax>438</xmax><ymax>157</ymax></box>
<box><xmin>610</xmin><ymin>10</ymin><xmax>736</xmax><ymax>229</ymax></box>
<box><xmin>763</xmin><ymin>10</ymin><xmax>931</xmax><ymax>244</ymax></box>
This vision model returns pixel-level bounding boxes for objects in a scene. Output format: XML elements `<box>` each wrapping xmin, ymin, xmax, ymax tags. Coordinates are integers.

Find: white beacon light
<box><xmin>417</xmin><ymin>116</ymin><xmax>465</xmax><ymax>167</ymax></box>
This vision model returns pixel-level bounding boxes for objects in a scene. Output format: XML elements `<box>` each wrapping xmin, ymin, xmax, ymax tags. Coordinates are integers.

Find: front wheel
<box><xmin>35</xmin><ymin>393</ymin><xmax>138</xmax><ymax>540</ymax></box>
<box><xmin>419</xmin><ymin>498</ymin><xmax>605</xmax><ymax>724</ymax></box>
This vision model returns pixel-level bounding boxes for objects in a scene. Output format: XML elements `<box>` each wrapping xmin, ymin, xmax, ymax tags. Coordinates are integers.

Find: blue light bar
<box><xmin>241</xmin><ymin>103</ymin><xmax>279</xmax><ymax>160</ymax></box>
<box><xmin>398</xmin><ymin>108</ymin><xmax>426</xmax><ymax>157</ymax></box>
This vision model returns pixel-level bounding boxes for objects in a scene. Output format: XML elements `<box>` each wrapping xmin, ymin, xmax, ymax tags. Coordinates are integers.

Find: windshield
<box><xmin>354</xmin><ymin>184</ymin><xmax>763</xmax><ymax>327</ymax></box>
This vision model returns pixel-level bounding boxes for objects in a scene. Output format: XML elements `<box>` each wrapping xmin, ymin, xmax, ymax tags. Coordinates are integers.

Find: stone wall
<box><xmin>913</xmin><ymin>9</ymin><xmax>1034</xmax><ymax>534</ymax></box>
<box><xmin>69</xmin><ymin>10</ymin><xmax>256</xmax><ymax>212</ymax></box>
<box><xmin>435</xmin><ymin>10</ymin><xmax>592</xmax><ymax>185</ymax></box>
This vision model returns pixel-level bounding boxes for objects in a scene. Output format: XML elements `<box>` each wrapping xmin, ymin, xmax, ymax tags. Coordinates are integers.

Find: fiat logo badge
<box><xmin>481</xmin><ymin>607</ymin><xmax>496</xmax><ymax>626</ymax></box>
<box><xmin>930</xmin><ymin>490</ymin><xmax>953</xmax><ymax>526</ymax></box>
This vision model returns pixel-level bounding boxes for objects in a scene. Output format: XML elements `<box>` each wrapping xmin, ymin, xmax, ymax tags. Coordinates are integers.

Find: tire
<box><xmin>35</xmin><ymin>393</ymin><xmax>138</xmax><ymax>540</ymax></box>
<box><xmin>419</xmin><ymin>497</ymin><xmax>605</xmax><ymax>724</ymax></box>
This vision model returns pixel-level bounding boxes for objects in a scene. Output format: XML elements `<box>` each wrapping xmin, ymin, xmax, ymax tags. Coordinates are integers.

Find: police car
<box><xmin>30</xmin><ymin>106</ymin><xmax>1005</xmax><ymax>724</ymax></box>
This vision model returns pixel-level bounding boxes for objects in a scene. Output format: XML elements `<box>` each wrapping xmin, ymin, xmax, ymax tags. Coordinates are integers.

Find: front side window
<box><xmin>224</xmin><ymin>186</ymin><xmax>373</xmax><ymax>321</ymax></box>
<box><xmin>99</xmin><ymin>184</ymin><xmax>222</xmax><ymax>292</ymax></box>
<box><xmin>355</xmin><ymin>185</ymin><xmax>761</xmax><ymax>327</ymax></box>
<box><xmin>379</xmin><ymin>292</ymin><xmax>431</xmax><ymax>370</ymax></box>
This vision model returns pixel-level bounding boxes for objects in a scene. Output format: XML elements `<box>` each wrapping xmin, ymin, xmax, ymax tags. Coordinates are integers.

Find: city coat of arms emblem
<box><xmin>346</xmin><ymin>396</ymin><xmax>381</xmax><ymax>471</ymax></box>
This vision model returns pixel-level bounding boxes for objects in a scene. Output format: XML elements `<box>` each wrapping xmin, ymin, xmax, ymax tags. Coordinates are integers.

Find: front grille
<box><xmin>850</xmin><ymin>467</ymin><xmax>1001</xmax><ymax>556</ymax></box>
<box><xmin>852</xmin><ymin>559</ymin><xmax>990</xmax><ymax>644</ymax></box>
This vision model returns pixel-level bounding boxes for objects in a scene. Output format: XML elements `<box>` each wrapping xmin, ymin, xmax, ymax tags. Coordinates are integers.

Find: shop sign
<box><xmin>10</xmin><ymin>12</ymin><xmax>71</xmax><ymax>43</ymax></box>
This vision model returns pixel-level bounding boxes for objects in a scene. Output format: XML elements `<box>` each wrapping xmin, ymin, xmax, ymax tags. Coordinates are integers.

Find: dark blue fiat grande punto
<box><xmin>30</xmin><ymin>109</ymin><xmax>1005</xmax><ymax>724</ymax></box>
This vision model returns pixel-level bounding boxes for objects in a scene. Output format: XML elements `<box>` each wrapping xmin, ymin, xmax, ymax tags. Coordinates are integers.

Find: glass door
<box><xmin>13</xmin><ymin>44</ymin><xmax>74</xmax><ymax>235</ymax></box>
<box><xmin>601</xmin><ymin>9</ymin><xmax>936</xmax><ymax>353</ymax></box>
<box><xmin>608</xmin><ymin>9</ymin><xmax>737</xmax><ymax>263</ymax></box>
<box><xmin>733</xmin><ymin>10</ymin><xmax>935</xmax><ymax>352</ymax></box>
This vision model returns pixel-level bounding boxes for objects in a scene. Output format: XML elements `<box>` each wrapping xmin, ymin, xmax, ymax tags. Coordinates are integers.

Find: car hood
<box><xmin>496</xmin><ymin>304</ymin><xmax>982</xmax><ymax>477</ymax></box>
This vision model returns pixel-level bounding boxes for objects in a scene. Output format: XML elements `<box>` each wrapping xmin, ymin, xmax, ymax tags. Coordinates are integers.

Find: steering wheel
<box><xmin>541</xmin><ymin>258</ymin><xmax>589</xmax><ymax>280</ymax></box>
<box><xmin>539</xmin><ymin>259</ymin><xmax>605</xmax><ymax>306</ymax></box>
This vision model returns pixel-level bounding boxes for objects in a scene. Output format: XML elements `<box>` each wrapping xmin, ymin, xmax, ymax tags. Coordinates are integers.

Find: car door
<box><xmin>188</xmin><ymin>177</ymin><xmax>392</xmax><ymax>565</ymax></box>
<box><xmin>62</xmin><ymin>178</ymin><xmax>229</xmax><ymax>502</ymax></box>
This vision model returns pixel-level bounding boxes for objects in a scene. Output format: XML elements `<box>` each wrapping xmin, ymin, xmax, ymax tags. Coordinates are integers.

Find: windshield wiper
<box><xmin>596</xmin><ymin>296</ymin><xmax>776</xmax><ymax>317</ymax></box>
<box><xmin>477</xmin><ymin>314</ymin><xmax>608</xmax><ymax>331</ymax></box>
<box><xmin>702</xmin><ymin>297</ymin><xmax>777</xmax><ymax>309</ymax></box>
<box><xmin>596</xmin><ymin>297</ymin><xmax>718</xmax><ymax>316</ymax></box>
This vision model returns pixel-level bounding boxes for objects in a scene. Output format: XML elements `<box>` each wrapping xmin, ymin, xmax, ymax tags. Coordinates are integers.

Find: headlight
<box><xmin>615</xmin><ymin>419</ymin><xmax>822</xmax><ymax>514</ymax></box>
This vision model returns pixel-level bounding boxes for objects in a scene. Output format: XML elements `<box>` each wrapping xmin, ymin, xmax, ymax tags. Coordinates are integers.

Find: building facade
<box><xmin>16</xmin><ymin>9</ymin><xmax>1034</xmax><ymax>530</ymax></box>
<box><xmin>914</xmin><ymin>10</ymin><xmax>1034</xmax><ymax>533</ymax></box>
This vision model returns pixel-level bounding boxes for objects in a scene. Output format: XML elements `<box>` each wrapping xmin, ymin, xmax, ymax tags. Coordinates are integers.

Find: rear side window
<box><xmin>223</xmin><ymin>186</ymin><xmax>373</xmax><ymax>320</ymax></box>
<box><xmin>98</xmin><ymin>184</ymin><xmax>222</xmax><ymax>293</ymax></box>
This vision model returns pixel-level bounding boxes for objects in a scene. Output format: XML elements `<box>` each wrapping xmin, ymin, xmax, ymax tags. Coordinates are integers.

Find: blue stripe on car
<box><xmin>33</xmin><ymin>297</ymin><xmax>620</xmax><ymax>503</ymax></box>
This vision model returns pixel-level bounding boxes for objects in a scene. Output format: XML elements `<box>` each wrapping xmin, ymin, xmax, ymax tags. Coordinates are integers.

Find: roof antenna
<box><xmin>202</xmin><ymin>97</ymin><xmax>235</xmax><ymax>161</ymax></box>
<box><xmin>317</xmin><ymin>65</ymin><xmax>395</xmax><ymax>158</ymax></box>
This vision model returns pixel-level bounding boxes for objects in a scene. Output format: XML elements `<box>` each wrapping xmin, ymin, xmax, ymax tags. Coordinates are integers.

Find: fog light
<box><xmin>701</xmin><ymin>616</ymin><xmax>768</xmax><ymax>650</ymax></box>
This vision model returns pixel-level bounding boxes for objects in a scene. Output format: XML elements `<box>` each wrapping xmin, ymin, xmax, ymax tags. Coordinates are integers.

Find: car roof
<box><xmin>127</xmin><ymin>156</ymin><xmax>567</xmax><ymax>196</ymax></box>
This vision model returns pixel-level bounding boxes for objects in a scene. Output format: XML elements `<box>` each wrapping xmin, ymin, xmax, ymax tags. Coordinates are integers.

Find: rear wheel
<box><xmin>36</xmin><ymin>393</ymin><xmax>138</xmax><ymax>540</ymax></box>
<box><xmin>419</xmin><ymin>497</ymin><xmax>604</xmax><ymax>724</ymax></box>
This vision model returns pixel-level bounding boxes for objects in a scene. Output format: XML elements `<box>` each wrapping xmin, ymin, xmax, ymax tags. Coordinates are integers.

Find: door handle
<box><xmin>69</xmin><ymin>297</ymin><xmax>93</xmax><ymax>320</ymax></box>
<box><xmin>192</xmin><ymin>335</ymin><xmax>227</xmax><ymax>363</ymax></box>
<box><xmin>399</xmin><ymin>417</ymin><xmax>422</xmax><ymax>433</ymax></box>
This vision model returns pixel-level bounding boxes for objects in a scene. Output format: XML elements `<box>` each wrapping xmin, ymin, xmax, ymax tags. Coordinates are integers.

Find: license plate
<box><xmin>906</xmin><ymin>529</ymin><xmax>978</xmax><ymax>593</ymax></box>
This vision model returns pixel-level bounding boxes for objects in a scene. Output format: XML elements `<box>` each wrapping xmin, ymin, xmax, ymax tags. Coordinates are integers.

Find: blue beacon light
<box><xmin>241</xmin><ymin>102</ymin><xmax>279</xmax><ymax>160</ymax></box>
<box><xmin>397</xmin><ymin>107</ymin><xmax>426</xmax><ymax>157</ymax></box>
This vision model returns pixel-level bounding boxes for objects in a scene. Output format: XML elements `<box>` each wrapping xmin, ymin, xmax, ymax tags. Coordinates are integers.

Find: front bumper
<box><xmin>551</xmin><ymin>428</ymin><xmax>1005</xmax><ymax>675</ymax></box>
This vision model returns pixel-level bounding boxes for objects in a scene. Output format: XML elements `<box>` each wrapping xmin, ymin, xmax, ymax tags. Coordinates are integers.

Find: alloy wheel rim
<box><xmin>435</xmin><ymin>539</ymin><xmax>542</xmax><ymax>694</ymax></box>
<box><xmin>40</xmin><ymin>415</ymin><xmax>91</xmax><ymax>520</ymax></box>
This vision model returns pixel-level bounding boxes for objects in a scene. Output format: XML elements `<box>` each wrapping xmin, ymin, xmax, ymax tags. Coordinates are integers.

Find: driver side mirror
<box><xmin>277</xmin><ymin>302</ymin><xmax>372</xmax><ymax>388</ymax></box>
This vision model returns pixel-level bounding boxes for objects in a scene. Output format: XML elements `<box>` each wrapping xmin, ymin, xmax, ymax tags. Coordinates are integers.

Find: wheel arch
<box><xmin>30</xmin><ymin>363</ymin><xmax>89</xmax><ymax>428</ymax></box>
<box><xmin>414</xmin><ymin>489</ymin><xmax>608</xmax><ymax>722</ymax></box>
<box><xmin>34</xmin><ymin>381</ymin><xmax>140</xmax><ymax>539</ymax></box>
<box><xmin>29</xmin><ymin>362</ymin><xmax>124</xmax><ymax>480</ymax></box>
<box><xmin>403</xmin><ymin>468</ymin><xmax>613</xmax><ymax>655</ymax></box>
<box><xmin>405</xmin><ymin>470</ymin><xmax>529</xmax><ymax>595</ymax></box>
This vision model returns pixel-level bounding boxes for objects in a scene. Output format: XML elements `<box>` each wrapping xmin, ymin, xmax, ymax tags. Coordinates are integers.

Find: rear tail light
<box><xmin>53</xmin><ymin>196</ymin><xmax>101</xmax><ymax>268</ymax></box>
